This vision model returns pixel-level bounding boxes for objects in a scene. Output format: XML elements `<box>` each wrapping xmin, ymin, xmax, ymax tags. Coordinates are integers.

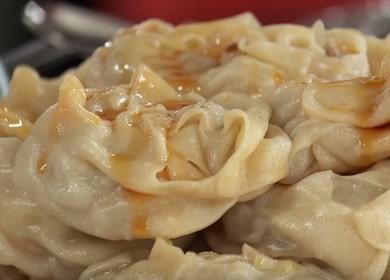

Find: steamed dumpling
<box><xmin>0</xmin><ymin>67</ymin><xmax>58</xmax><ymax>140</ymax></box>
<box><xmin>5</xmin><ymin>13</ymin><xmax>266</xmax><ymax>116</ymax></box>
<box><xmin>4</xmin><ymin>13</ymin><xmax>381</xmax><ymax>124</ymax></box>
<box><xmin>277</xmin><ymin>76</ymin><xmax>390</xmax><ymax>183</ymax></box>
<box><xmin>182</xmin><ymin>19</ymin><xmax>390</xmax><ymax>183</ymax></box>
<box><xmin>232</xmin><ymin>72</ymin><xmax>390</xmax><ymax>183</ymax></box>
<box><xmin>2</xmin><ymin>13</ymin><xmax>390</xmax><ymax>280</ymax></box>
<box><xmin>241</xmin><ymin>24</ymin><xmax>369</xmax><ymax>80</ymax></box>
<box><xmin>0</xmin><ymin>137</ymin><xmax>153</xmax><ymax>280</ymax></box>
<box><xmin>198</xmin><ymin>55</ymin><xmax>284</xmax><ymax>98</ymax></box>
<box><xmin>302</xmin><ymin>77</ymin><xmax>390</xmax><ymax>128</ymax></box>
<box><xmin>3</xmin><ymin>66</ymin><xmax>62</xmax><ymax>122</ymax></box>
<box><xmin>200</xmin><ymin>73</ymin><xmax>390</xmax><ymax>184</ymax></box>
<box><xmin>79</xmin><ymin>13</ymin><xmax>372</xmax><ymax>99</ymax></box>
<box><xmin>80</xmin><ymin>238</ymin><xmax>342</xmax><ymax>280</ymax></box>
<box><xmin>189</xmin><ymin>21</ymin><xmax>388</xmax><ymax>183</ymax></box>
<box><xmin>4</xmin><ymin>13</ymin><xmax>376</xmax><ymax>126</ymax></box>
<box><xmin>200</xmin><ymin>22</ymin><xmax>370</xmax><ymax>99</ymax></box>
<box><xmin>13</xmin><ymin>64</ymin><xmax>290</xmax><ymax>241</ymax></box>
<box><xmin>366</xmin><ymin>35</ymin><xmax>390</xmax><ymax>76</ymax></box>
<box><xmin>77</xmin><ymin>13</ymin><xmax>263</xmax><ymax>91</ymax></box>
<box><xmin>206</xmin><ymin>161</ymin><xmax>390</xmax><ymax>280</ymax></box>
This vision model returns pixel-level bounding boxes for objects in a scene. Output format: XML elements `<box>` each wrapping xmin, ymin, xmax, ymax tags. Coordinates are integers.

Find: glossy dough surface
<box><xmin>206</xmin><ymin>162</ymin><xmax>390</xmax><ymax>279</ymax></box>
<box><xmin>1</xmin><ymin>12</ymin><xmax>390</xmax><ymax>280</ymax></box>
<box><xmin>80</xmin><ymin>238</ymin><xmax>343</xmax><ymax>280</ymax></box>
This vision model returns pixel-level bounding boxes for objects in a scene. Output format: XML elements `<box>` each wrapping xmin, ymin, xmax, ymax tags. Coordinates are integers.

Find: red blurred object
<box><xmin>95</xmin><ymin>0</ymin><xmax>372</xmax><ymax>24</ymax></box>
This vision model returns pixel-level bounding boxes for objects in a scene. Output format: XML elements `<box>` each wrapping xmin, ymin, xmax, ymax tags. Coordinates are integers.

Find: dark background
<box><xmin>0</xmin><ymin>0</ymin><xmax>374</xmax><ymax>56</ymax></box>
<box><xmin>0</xmin><ymin>0</ymin><xmax>34</xmax><ymax>55</ymax></box>
<box><xmin>0</xmin><ymin>0</ymin><xmax>90</xmax><ymax>55</ymax></box>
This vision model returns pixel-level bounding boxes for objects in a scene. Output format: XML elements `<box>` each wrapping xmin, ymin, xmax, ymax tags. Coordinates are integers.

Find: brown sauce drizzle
<box><xmin>362</xmin><ymin>76</ymin><xmax>385</xmax><ymax>89</ymax></box>
<box><xmin>156</xmin><ymin>167</ymin><xmax>170</xmax><ymax>181</ymax></box>
<box><xmin>165</xmin><ymin>74</ymin><xmax>199</xmax><ymax>93</ymax></box>
<box><xmin>122</xmin><ymin>189</ymin><xmax>153</xmax><ymax>238</ymax></box>
<box><xmin>165</xmin><ymin>42</ymin><xmax>241</xmax><ymax>91</ymax></box>
<box><xmin>329</xmin><ymin>76</ymin><xmax>385</xmax><ymax>89</ymax></box>
<box><xmin>357</xmin><ymin>77</ymin><xmax>385</xmax><ymax>125</ymax></box>
<box><xmin>114</xmin><ymin>151</ymin><xmax>153</xmax><ymax>238</ymax></box>
<box><xmin>272</xmin><ymin>71</ymin><xmax>285</xmax><ymax>83</ymax></box>
<box><xmin>322</xmin><ymin>77</ymin><xmax>386</xmax><ymax>125</ymax></box>
<box><xmin>357</xmin><ymin>124</ymin><xmax>390</xmax><ymax>165</ymax></box>
<box><xmin>163</xmin><ymin>100</ymin><xmax>195</xmax><ymax>111</ymax></box>
<box><xmin>37</xmin><ymin>152</ymin><xmax>48</xmax><ymax>175</ymax></box>
<box><xmin>225</xmin><ymin>43</ymin><xmax>238</xmax><ymax>53</ymax></box>
<box><xmin>132</xmin><ymin>214</ymin><xmax>149</xmax><ymax>237</ymax></box>
<box><xmin>95</xmin><ymin>109</ymin><xmax>124</xmax><ymax>122</ymax></box>
<box><xmin>147</xmin><ymin>51</ymin><xmax>202</xmax><ymax>93</ymax></box>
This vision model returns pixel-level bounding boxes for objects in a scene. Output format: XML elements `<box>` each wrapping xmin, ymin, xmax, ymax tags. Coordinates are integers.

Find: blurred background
<box><xmin>0</xmin><ymin>0</ymin><xmax>389</xmax><ymax>90</ymax></box>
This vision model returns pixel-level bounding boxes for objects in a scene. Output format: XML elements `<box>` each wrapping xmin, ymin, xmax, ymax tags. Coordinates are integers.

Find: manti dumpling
<box><xmin>80</xmin><ymin>13</ymin><xmax>372</xmax><ymax>97</ymax></box>
<box><xmin>80</xmin><ymin>238</ymin><xmax>342</xmax><ymax>280</ymax></box>
<box><xmin>2</xmin><ymin>13</ymin><xmax>376</xmax><ymax>126</ymax></box>
<box><xmin>3</xmin><ymin>12</ymin><xmax>390</xmax><ymax>280</ymax></box>
<box><xmin>206</xmin><ymin>160</ymin><xmax>390</xmax><ymax>280</ymax></box>
<box><xmin>258</xmin><ymin>24</ymin><xmax>370</xmax><ymax>80</ymax></box>
<box><xmin>2</xmin><ymin>66</ymin><xmax>63</xmax><ymax>122</ymax></box>
<box><xmin>0</xmin><ymin>137</ymin><xmax>151</xmax><ymax>280</ymax></box>
<box><xmin>366</xmin><ymin>34</ymin><xmax>390</xmax><ymax>76</ymax></box>
<box><xmin>77</xmin><ymin>12</ymin><xmax>264</xmax><ymax>91</ymax></box>
<box><xmin>198</xmin><ymin>21</ymin><xmax>370</xmax><ymax>99</ymax></box>
<box><xmin>2</xmin><ymin>13</ymin><xmax>264</xmax><ymax>121</ymax></box>
<box><xmin>0</xmin><ymin>66</ymin><xmax>61</xmax><ymax>140</ymax></box>
<box><xmin>268</xmin><ymin>75</ymin><xmax>390</xmax><ymax>183</ymax></box>
<box><xmin>13</xmin><ymin>64</ymin><xmax>290</xmax><ymax>241</ymax></box>
<box><xmin>188</xmin><ymin>23</ymin><xmax>390</xmax><ymax>183</ymax></box>
<box><xmin>203</xmin><ymin>74</ymin><xmax>390</xmax><ymax>183</ymax></box>
<box><xmin>4</xmin><ymin>13</ymin><xmax>386</xmax><ymax>129</ymax></box>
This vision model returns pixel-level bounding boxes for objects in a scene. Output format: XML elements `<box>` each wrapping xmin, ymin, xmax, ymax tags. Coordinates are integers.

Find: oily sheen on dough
<box><xmin>1</xmin><ymin>12</ymin><xmax>390</xmax><ymax>280</ymax></box>
<box><xmin>79</xmin><ymin>238</ymin><xmax>343</xmax><ymax>280</ymax></box>
<box><xmin>13</xmin><ymin>65</ymin><xmax>290</xmax><ymax>241</ymax></box>
<box><xmin>206</xmin><ymin>161</ymin><xmax>390</xmax><ymax>280</ymax></box>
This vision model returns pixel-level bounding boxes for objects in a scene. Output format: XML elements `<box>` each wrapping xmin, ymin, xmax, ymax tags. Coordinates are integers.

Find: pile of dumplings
<box><xmin>1</xmin><ymin>12</ymin><xmax>390</xmax><ymax>280</ymax></box>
